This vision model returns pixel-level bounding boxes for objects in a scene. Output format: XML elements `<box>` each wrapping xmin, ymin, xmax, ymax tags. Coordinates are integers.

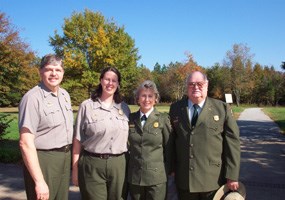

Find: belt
<box><xmin>84</xmin><ymin>150</ymin><xmax>124</xmax><ymax>159</ymax></box>
<box><xmin>37</xmin><ymin>144</ymin><xmax>71</xmax><ymax>153</ymax></box>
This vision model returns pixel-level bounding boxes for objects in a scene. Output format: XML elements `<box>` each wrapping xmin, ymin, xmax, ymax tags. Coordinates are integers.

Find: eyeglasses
<box><xmin>188</xmin><ymin>82</ymin><xmax>206</xmax><ymax>88</ymax></box>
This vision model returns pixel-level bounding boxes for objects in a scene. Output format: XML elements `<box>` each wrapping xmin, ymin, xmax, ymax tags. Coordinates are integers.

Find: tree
<box><xmin>49</xmin><ymin>10</ymin><xmax>140</xmax><ymax>104</ymax></box>
<box><xmin>0</xmin><ymin>12</ymin><xmax>38</xmax><ymax>107</ymax></box>
<box><xmin>206</xmin><ymin>63</ymin><xmax>231</xmax><ymax>100</ymax></box>
<box><xmin>223</xmin><ymin>43</ymin><xmax>254</xmax><ymax>106</ymax></box>
<box><xmin>158</xmin><ymin>54</ymin><xmax>203</xmax><ymax>102</ymax></box>
<box><xmin>0</xmin><ymin>113</ymin><xmax>13</xmax><ymax>140</ymax></box>
<box><xmin>252</xmin><ymin>63</ymin><xmax>264</xmax><ymax>105</ymax></box>
<box><xmin>281</xmin><ymin>62</ymin><xmax>285</xmax><ymax>71</ymax></box>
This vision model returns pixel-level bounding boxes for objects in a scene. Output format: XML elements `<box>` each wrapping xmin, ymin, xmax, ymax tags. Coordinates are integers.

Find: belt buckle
<box><xmin>64</xmin><ymin>145</ymin><xmax>70</xmax><ymax>153</ymax></box>
<box><xmin>100</xmin><ymin>154</ymin><xmax>110</xmax><ymax>159</ymax></box>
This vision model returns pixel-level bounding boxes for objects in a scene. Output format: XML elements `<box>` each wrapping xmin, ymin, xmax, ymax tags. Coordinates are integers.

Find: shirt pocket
<box><xmin>43</xmin><ymin>107</ymin><xmax>63</xmax><ymax>128</ymax></box>
<box><xmin>116</xmin><ymin>115</ymin><xmax>129</xmax><ymax>131</ymax></box>
<box><xmin>147</xmin><ymin>126</ymin><xmax>163</xmax><ymax>136</ymax></box>
<box><xmin>86</xmin><ymin>117</ymin><xmax>106</xmax><ymax>136</ymax></box>
<box><xmin>206</xmin><ymin>120</ymin><xmax>224</xmax><ymax>135</ymax></box>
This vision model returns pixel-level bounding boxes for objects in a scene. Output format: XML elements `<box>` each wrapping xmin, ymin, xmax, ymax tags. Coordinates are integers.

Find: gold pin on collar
<box><xmin>118</xmin><ymin>109</ymin><xmax>123</xmax><ymax>115</ymax></box>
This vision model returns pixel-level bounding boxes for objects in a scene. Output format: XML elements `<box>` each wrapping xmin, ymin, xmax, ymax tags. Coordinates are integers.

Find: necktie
<box><xmin>192</xmin><ymin>104</ymin><xmax>199</xmax><ymax>126</ymax></box>
<box><xmin>141</xmin><ymin>115</ymin><xmax>147</xmax><ymax>126</ymax></box>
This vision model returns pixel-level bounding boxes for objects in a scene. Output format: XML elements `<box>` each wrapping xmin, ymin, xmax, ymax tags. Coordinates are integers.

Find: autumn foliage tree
<box><xmin>0</xmin><ymin>12</ymin><xmax>38</xmax><ymax>107</ymax></box>
<box><xmin>206</xmin><ymin>63</ymin><xmax>232</xmax><ymax>100</ymax></box>
<box><xmin>1</xmin><ymin>11</ymin><xmax>284</xmax><ymax>106</ymax></box>
<box><xmin>223</xmin><ymin>43</ymin><xmax>254</xmax><ymax>106</ymax></box>
<box><xmin>49</xmin><ymin>10</ymin><xmax>140</xmax><ymax>104</ymax></box>
<box><xmin>155</xmin><ymin>54</ymin><xmax>202</xmax><ymax>102</ymax></box>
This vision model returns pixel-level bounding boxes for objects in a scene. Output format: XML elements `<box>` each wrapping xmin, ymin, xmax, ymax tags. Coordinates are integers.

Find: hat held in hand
<box><xmin>213</xmin><ymin>182</ymin><xmax>246</xmax><ymax>200</ymax></box>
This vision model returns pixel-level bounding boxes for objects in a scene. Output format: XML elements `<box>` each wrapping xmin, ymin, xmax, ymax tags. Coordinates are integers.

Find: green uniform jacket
<box><xmin>169</xmin><ymin>97</ymin><xmax>240</xmax><ymax>192</ymax></box>
<box><xmin>127</xmin><ymin>108</ymin><xmax>174</xmax><ymax>186</ymax></box>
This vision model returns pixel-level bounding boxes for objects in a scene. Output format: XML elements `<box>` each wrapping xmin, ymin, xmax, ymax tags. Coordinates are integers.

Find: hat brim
<box><xmin>213</xmin><ymin>182</ymin><xmax>246</xmax><ymax>200</ymax></box>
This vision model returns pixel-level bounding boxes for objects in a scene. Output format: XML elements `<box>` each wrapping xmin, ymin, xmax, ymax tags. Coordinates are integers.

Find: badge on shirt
<box><xmin>118</xmin><ymin>109</ymin><xmax>123</xmax><ymax>115</ymax></box>
<box><xmin>213</xmin><ymin>115</ymin><xmax>219</xmax><ymax>121</ymax></box>
<box><xmin>46</xmin><ymin>102</ymin><xmax>53</xmax><ymax>107</ymax></box>
<box><xmin>153</xmin><ymin>122</ymin><xmax>159</xmax><ymax>128</ymax></box>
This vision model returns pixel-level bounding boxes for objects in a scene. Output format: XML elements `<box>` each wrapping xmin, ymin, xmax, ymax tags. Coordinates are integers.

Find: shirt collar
<box><xmin>188</xmin><ymin>99</ymin><xmax>206</xmax><ymax>109</ymax></box>
<box><xmin>140</xmin><ymin>107</ymin><xmax>154</xmax><ymax>118</ymax></box>
<box><xmin>94</xmin><ymin>98</ymin><xmax>120</xmax><ymax>110</ymax></box>
<box><xmin>40</xmin><ymin>82</ymin><xmax>63</xmax><ymax>98</ymax></box>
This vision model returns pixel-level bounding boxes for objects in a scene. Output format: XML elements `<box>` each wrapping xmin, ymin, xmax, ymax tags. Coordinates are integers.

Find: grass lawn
<box><xmin>0</xmin><ymin>105</ymin><xmax>284</xmax><ymax>163</ymax></box>
<box><xmin>0</xmin><ymin>113</ymin><xmax>21</xmax><ymax>163</ymax></box>
<box><xmin>263</xmin><ymin>107</ymin><xmax>285</xmax><ymax>134</ymax></box>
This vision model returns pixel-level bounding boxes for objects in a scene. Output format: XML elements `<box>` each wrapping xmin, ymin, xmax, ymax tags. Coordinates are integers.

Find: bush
<box><xmin>0</xmin><ymin>113</ymin><xmax>13</xmax><ymax>140</ymax></box>
<box><xmin>0</xmin><ymin>139</ymin><xmax>22</xmax><ymax>163</ymax></box>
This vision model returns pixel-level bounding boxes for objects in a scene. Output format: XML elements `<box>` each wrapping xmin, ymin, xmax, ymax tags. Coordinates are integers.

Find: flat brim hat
<box><xmin>213</xmin><ymin>182</ymin><xmax>246</xmax><ymax>200</ymax></box>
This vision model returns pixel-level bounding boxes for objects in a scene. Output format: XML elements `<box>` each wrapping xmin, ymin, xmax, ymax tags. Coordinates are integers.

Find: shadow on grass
<box><xmin>0</xmin><ymin>139</ymin><xmax>22</xmax><ymax>163</ymax></box>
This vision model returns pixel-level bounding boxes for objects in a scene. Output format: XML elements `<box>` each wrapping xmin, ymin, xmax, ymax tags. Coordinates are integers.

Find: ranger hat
<box><xmin>213</xmin><ymin>182</ymin><xmax>246</xmax><ymax>200</ymax></box>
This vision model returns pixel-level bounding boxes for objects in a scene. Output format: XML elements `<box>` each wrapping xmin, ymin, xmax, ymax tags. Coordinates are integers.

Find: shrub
<box><xmin>0</xmin><ymin>131</ymin><xmax>22</xmax><ymax>163</ymax></box>
<box><xmin>0</xmin><ymin>113</ymin><xmax>13</xmax><ymax>140</ymax></box>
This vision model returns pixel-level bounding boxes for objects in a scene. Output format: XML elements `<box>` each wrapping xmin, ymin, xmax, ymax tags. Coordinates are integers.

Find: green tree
<box><xmin>0</xmin><ymin>12</ymin><xmax>38</xmax><ymax>107</ymax></box>
<box><xmin>272</xmin><ymin>70</ymin><xmax>285</xmax><ymax>106</ymax></box>
<box><xmin>252</xmin><ymin>63</ymin><xmax>264</xmax><ymax>106</ymax></box>
<box><xmin>49</xmin><ymin>10</ymin><xmax>140</xmax><ymax>104</ymax></box>
<box><xmin>206</xmin><ymin>63</ymin><xmax>232</xmax><ymax>100</ymax></box>
<box><xmin>281</xmin><ymin>62</ymin><xmax>285</xmax><ymax>71</ymax></box>
<box><xmin>241</xmin><ymin>59</ymin><xmax>254</xmax><ymax>104</ymax></box>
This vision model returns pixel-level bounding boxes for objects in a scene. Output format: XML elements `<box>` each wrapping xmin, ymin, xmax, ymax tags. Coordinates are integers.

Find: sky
<box><xmin>1</xmin><ymin>0</ymin><xmax>284</xmax><ymax>71</ymax></box>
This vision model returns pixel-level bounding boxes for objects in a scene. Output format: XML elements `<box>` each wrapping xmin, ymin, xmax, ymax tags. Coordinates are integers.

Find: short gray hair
<box><xmin>40</xmin><ymin>54</ymin><xmax>63</xmax><ymax>69</ymax></box>
<box><xmin>186</xmin><ymin>71</ymin><xmax>208</xmax><ymax>85</ymax></box>
<box><xmin>134</xmin><ymin>80</ymin><xmax>160</xmax><ymax>105</ymax></box>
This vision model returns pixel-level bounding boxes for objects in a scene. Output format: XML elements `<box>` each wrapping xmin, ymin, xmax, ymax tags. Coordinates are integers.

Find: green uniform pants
<box><xmin>78</xmin><ymin>152</ymin><xmax>127</xmax><ymax>200</ymax></box>
<box><xmin>23</xmin><ymin>150</ymin><xmax>71</xmax><ymax>200</ymax></box>
<box><xmin>129</xmin><ymin>182</ymin><xmax>167</xmax><ymax>200</ymax></box>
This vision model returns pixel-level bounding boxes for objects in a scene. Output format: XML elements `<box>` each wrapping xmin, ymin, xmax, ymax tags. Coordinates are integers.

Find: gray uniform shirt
<box><xmin>75</xmin><ymin>98</ymin><xmax>130</xmax><ymax>154</ymax></box>
<box><xmin>18</xmin><ymin>82</ymin><xmax>74</xmax><ymax>149</ymax></box>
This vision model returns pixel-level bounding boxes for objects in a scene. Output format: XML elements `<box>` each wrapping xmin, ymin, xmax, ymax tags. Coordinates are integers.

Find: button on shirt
<box><xmin>75</xmin><ymin>98</ymin><xmax>130</xmax><ymax>154</ymax></box>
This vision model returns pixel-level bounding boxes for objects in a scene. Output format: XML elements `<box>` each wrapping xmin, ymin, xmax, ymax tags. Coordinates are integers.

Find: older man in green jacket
<box><xmin>169</xmin><ymin>71</ymin><xmax>240</xmax><ymax>200</ymax></box>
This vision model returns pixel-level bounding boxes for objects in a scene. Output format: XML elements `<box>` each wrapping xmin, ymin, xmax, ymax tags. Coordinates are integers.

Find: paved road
<box><xmin>238</xmin><ymin>108</ymin><xmax>285</xmax><ymax>200</ymax></box>
<box><xmin>0</xmin><ymin>108</ymin><xmax>284</xmax><ymax>199</ymax></box>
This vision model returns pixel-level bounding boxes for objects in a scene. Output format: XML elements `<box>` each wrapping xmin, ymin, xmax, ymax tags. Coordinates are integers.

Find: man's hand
<box><xmin>35</xmin><ymin>180</ymin><xmax>49</xmax><ymax>200</ymax></box>
<box><xmin>227</xmin><ymin>179</ymin><xmax>239</xmax><ymax>191</ymax></box>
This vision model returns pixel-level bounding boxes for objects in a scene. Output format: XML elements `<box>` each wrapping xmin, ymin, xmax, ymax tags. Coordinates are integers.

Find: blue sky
<box><xmin>1</xmin><ymin>0</ymin><xmax>284</xmax><ymax>71</ymax></box>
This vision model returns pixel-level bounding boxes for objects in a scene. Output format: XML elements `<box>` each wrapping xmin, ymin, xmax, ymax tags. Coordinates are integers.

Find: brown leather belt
<box><xmin>37</xmin><ymin>144</ymin><xmax>71</xmax><ymax>153</ymax></box>
<box><xmin>84</xmin><ymin>150</ymin><xmax>124</xmax><ymax>159</ymax></box>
